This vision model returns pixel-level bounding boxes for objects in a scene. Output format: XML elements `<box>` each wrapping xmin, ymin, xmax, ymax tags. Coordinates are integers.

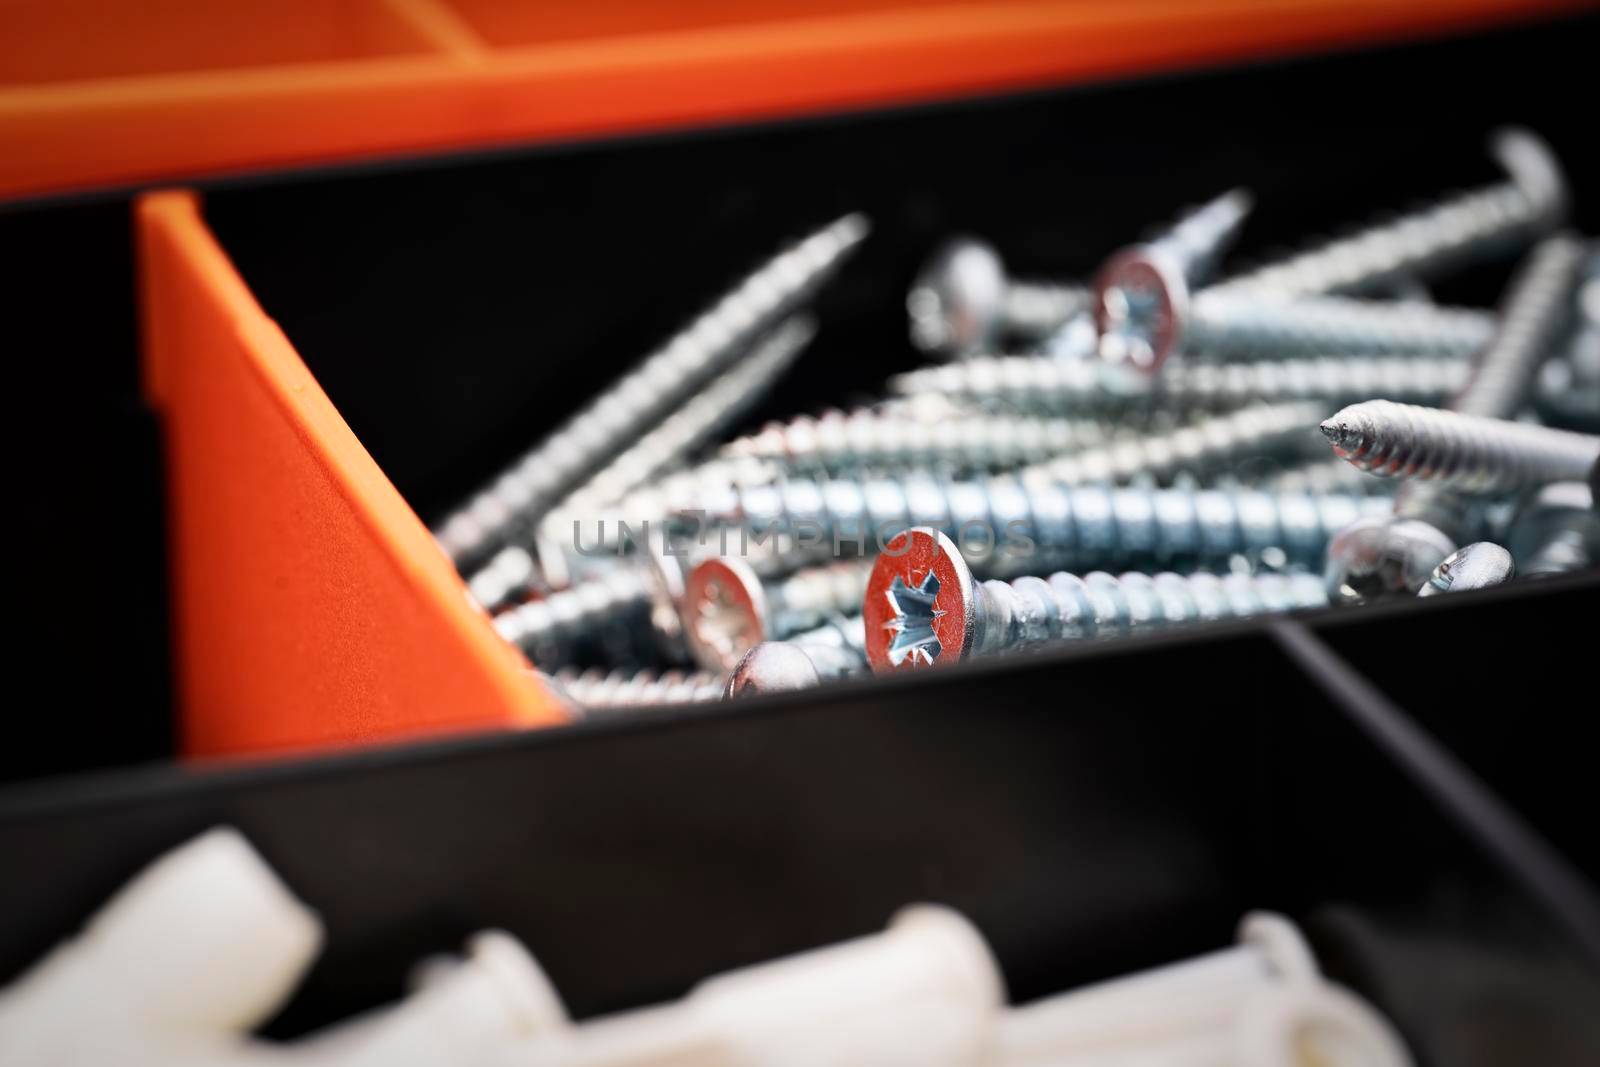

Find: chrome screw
<box><xmin>467</xmin><ymin>457</ymin><xmax>781</xmax><ymax>608</ymax></box>
<box><xmin>1094</xmin><ymin>187</ymin><xmax>1254</xmax><ymax>370</ymax></box>
<box><xmin>861</xmin><ymin>527</ymin><xmax>1326</xmax><ymax>671</ymax></box>
<box><xmin>492</xmin><ymin>549</ymin><xmax>687</xmax><ymax>669</ymax></box>
<box><xmin>1507</xmin><ymin>482</ymin><xmax>1599</xmax><ymax>577</ymax></box>
<box><xmin>1018</xmin><ymin>401</ymin><xmax>1326</xmax><ymax>487</ymax></box>
<box><xmin>544</xmin><ymin>667</ymin><xmax>726</xmax><ymax>712</ymax></box>
<box><xmin>1416</xmin><ymin>542</ymin><xmax>1515</xmax><ymax>596</ymax></box>
<box><xmin>908</xmin><ymin>237</ymin><xmax>1090</xmax><ymax>357</ymax></box>
<box><xmin>547</xmin><ymin>315</ymin><xmax>816</xmax><ymax>528</ymax></box>
<box><xmin>890</xmin><ymin>354</ymin><xmax>1470</xmax><ymax>413</ymax></box>
<box><xmin>1320</xmin><ymin>400</ymin><xmax>1599</xmax><ymax>493</ymax></box>
<box><xmin>1177</xmin><ymin>293</ymin><xmax>1494</xmax><ymax>362</ymax></box>
<box><xmin>1327</xmin><ymin>234</ymin><xmax>1587</xmax><ymax>602</ymax></box>
<box><xmin>720</xmin><ymin>402</ymin><xmax>1121</xmax><ymax>475</ymax></box>
<box><xmin>1206</xmin><ymin>128</ymin><xmax>1567</xmax><ymax>301</ymax></box>
<box><xmin>725</xmin><ymin>615</ymin><xmax>869</xmax><ymax>698</ymax></box>
<box><xmin>664</xmin><ymin>473</ymin><xmax>1388</xmax><ymax>577</ymax></box>
<box><xmin>435</xmin><ymin>213</ymin><xmax>868</xmax><ymax>567</ymax></box>
<box><xmin>1261</xmin><ymin>459</ymin><xmax>1398</xmax><ymax>497</ymax></box>
<box><xmin>680</xmin><ymin>557</ymin><xmax>872</xmax><ymax>671</ymax></box>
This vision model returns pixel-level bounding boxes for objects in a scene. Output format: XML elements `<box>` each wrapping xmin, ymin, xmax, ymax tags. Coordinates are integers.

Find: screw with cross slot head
<box><xmin>1094</xmin><ymin>187</ymin><xmax>1253</xmax><ymax>370</ymax></box>
<box><xmin>862</xmin><ymin>528</ymin><xmax>1326</xmax><ymax>672</ymax></box>
<box><xmin>682</xmin><ymin>558</ymin><xmax>872</xmax><ymax>672</ymax></box>
<box><xmin>1326</xmin><ymin>233</ymin><xmax>1588</xmax><ymax>603</ymax></box>
<box><xmin>1098</xmin><ymin>130</ymin><xmax>1566</xmax><ymax>373</ymax></box>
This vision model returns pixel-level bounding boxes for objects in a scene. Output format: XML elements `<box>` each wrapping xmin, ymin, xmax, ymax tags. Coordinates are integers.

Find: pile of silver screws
<box><xmin>434</xmin><ymin>129</ymin><xmax>1598</xmax><ymax>716</ymax></box>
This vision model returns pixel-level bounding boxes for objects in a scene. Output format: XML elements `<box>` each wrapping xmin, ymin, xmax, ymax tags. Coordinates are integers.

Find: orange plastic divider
<box><xmin>137</xmin><ymin>190</ymin><xmax>566</xmax><ymax>758</ymax></box>
<box><xmin>3</xmin><ymin>0</ymin><xmax>1588</xmax><ymax>202</ymax></box>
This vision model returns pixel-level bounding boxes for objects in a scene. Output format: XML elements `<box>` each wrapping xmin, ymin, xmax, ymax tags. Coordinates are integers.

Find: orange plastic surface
<box><xmin>3</xmin><ymin>0</ymin><xmax>1590</xmax><ymax>202</ymax></box>
<box><xmin>137</xmin><ymin>190</ymin><xmax>567</xmax><ymax>758</ymax></box>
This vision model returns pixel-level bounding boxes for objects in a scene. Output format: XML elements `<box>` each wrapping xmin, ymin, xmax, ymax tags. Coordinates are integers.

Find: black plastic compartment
<box><xmin>205</xmin><ymin>13</ymin><xmax>1600</xmax><ymax>522</ymax></box>
<box><xmin>3</xmin><ymin>15</ymin><xmax>1600</xmax><ymax>1064</ymax></box>
<box><xmin>1</xmin><ymin>584</ymin><xmax>1598</xmax><ymax>1065</ymax></box>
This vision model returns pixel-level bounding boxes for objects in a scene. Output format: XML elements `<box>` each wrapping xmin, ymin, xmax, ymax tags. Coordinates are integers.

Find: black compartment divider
<box><xmin>1</xmin><ymin>196</ymin><xmax>173</xmax><ymax>782</ymax></box>
<box><xmin>2</xmin><ymin>598</ymin><xmax>1598</xmax><ymax>1064</ymax></box>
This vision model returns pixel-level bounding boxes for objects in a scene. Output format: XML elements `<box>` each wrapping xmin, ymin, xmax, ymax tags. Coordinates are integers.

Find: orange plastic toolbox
<box><xmin>1</xmin><ymin>0</ymin><xmax>1588</xmax><ymax>202</ymax></box>
<box><xmin>123</xmin><ymin>4</ymin><xmax>1599</xmax><ymax>761</ymax></box>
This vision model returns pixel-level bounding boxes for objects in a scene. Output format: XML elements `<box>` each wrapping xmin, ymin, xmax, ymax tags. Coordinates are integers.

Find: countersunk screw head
<box><xmin>907</xmin><ymin>238</ymin><xmax>1008</xmax><ymax>355</ymax></box>
<box><xmin>863</xmin><ymin>528</ymin><xmax>976</xmax><ymax>672</ymax></box>
<box><xmin>1324</xmin><ymin>516</ymin><xmax>1457</xmax><ymax>605</ymax></box>
<box><xmin>1094</xmin><ymin>246</ymin><xmax>1190</xmax><ymax>373</ymax></box>
<box><xmin>1418</xmin><ymin>542</ymin><xmax>1515</xmax><ymax>596</ymax></box>
<box><xmin>682</xmin><ymin>556</ymin><xmax>769</xmax><ymax>672</ymax></box>
<box><xmin>1491</xmin><ymin>127</ymin><xmax>1569</xmax><ymax>226</ymax></box>
<box><xmin>725</xmin><ymin>641</ymin><xmax>821</xmax><ymax>698</ymax></box>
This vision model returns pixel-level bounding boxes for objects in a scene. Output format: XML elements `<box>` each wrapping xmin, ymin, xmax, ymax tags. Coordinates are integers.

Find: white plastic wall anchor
<box><xmin>0</xmin><ymin>827</ymin><xmax>324</xmax><ymax>1066</ymax></box>
<box><xmin>520</xmin><ymin>904</ymin><xmax>1005</xmax><ymax>1067</ymax></box>
<box><xmin>984</xmin><ymin>912</ymin><xmax>1411</xmax><ymax>1067</ymax></box>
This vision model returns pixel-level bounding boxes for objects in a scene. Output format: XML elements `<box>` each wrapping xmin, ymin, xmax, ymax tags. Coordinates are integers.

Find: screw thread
<box><xmin>668</xmin><ymin>474</ymin><xmax>1387</xmax><ymax>574</ymax></box>
<box><xmin>1147</xmin><ymin>187</ymin><xmax>1254</xmax><ymax>284</ymax></box>
<box><xmin>434</xmin><ymin>213</ymin><xmax>868</xmax><ymax>566</ymax></box>
<box><xmin>1187</xmin><ymin>292</ymin><xmax>1495</xmax><ymax>359</ymax></box>
<box><xmin>1323</xmin><ymin>400</ymin><xmax>1600</xmax><ymax>493</ymax></box>
<box><xmin>1019</xmin><ymin>401</ymin><xmax>1325</xmax><ymax>486</ymax></box>
<box><xmin>971</xmin><ymin>568</ymin><xmax>1327</xmax><ymax>658</ymax></box>
<box><xmin>1453</xmin><ymin>233</ymin><xmax>1586</xmax><ymax>418</ymax></box>
<box><xmin>552</xmin><ymin>667</ymin><xmax>725</xmax><ymax>710</ymax></box>
<box><xmin>769</xmin><ymin>563</ymin><xmax>875</xmax><ymax>638</ymax></box>
<box><xmin>556</xmin><ymin>316</ymin><xmax>815</xmax><ymax>519</ymax></box>
<box><xmin>493</xmin><ymin>566</ymin><xmax>653</xmax><ymax>658</ymax></box>
<box><xmin>1208</xmin><ymin>131</ymin><xmax>1564</xmax><ymax>299</ymax></box>
<box><xmin>721</xmin><ymin>405</ymin><xmax>1118</xmax><ymax>473</ymax></box>
<box><xmin>1263</xmin><ymin>459</ymin><xmax>1398</xmax><ymax>497</ymax></box>
<box><xmin>890</xmin><ymin>355</ymin><xmax>1469</xmax><ymax>412</ymax></box>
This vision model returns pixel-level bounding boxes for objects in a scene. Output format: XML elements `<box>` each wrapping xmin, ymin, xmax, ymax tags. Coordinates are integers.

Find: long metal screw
<box><xmin>1327</xmin><ymin>234</ymin><xmax>1587</xmax><ymax>602</ymax></box>
<box><xmin>1179</xmin><ymin>293</ymin><xmax>1495</xmax><ymax>361</ymax></box>
<box><xmin>725</xmin><ymin>615</ymin><xmax>869</xmax><ymax>697</ymax></box>
<box><xmin>548</xmin><ymin>315</ymin><xmax>815</xmax><ymax>525</ymax></box>
<box><xmin>1017</xmin><ymin>401</ymin><xmax>1326</xmax><ymax>487</ymax></box>
<box><xmin>492</xmin><ymin>550</ymin><xmax>686</xmax><ymax>669</ymax></box>
<box><xmin>1507</xmin><ymin>482</ymin><xmax>1599</xmax><ymax>577</ymax></box>
<box><xmin>466</xmin><ymin>457</ymin><xmax>781</xmax><ymax>608</ymax></box>
<box><xmin>720</xmin><ymin>404</ymin><xmax>1121</xmax><ymax>475</ymax></box>
<box><xmin>545</xmin><ymin>667</ymin><xmax>726</xmax><ymax>712</ymax></box>
<box><xmin>1095</xmin><ymin>188</ymin><xmax>1254</xmax><ymax>369</ymax></box>
<box><xmin>890</xmin><ymin>354</ymin><xmax>1470</xmax><ymax>413</ymax></box>
<box><xmin>1416</xmin><ymin>542</ymin><xmax>1515</xmax><ymax>596</ymax></box>
<box><xmin>681</xmin><ymin>558</ymin><xmax>872</xmax><ymax>671</ymax></box>
<box><xmin>907</xmin><ymin>237</ymin><xmax>1090</xmax><ymax>357</ymax></box>
<box><xmin>862</xmin><ymin>527</ymin><xmax>1326</xmax><ymax>672</ymax></box>
<box><xmin>661</xmin><ymin>473</ymin><xmax>1389</xmax><ymax>577</ymax></box>
<box><xmin>434</xmin><ymin>213</ymin><xmax>868</xmax><ymax>567</ymax></box>
<box><xmin>1206</xmin><ymin>128</ymin><xmax>1567</xmax><ymax>301</ymax></box>
<box><xmin>1320</xmin><ymin>400</ymin><xmax>1600</xmax><ymax>493</ymax></box>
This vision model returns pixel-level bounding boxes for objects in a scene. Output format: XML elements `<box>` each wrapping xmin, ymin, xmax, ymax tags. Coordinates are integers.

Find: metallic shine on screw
<box><xmin>435</xmin><ymin>213</ymin><xmax>868</xmax><ymax>568</ymax></box>
<box><xmin>908</xmin><ymin>237</ymin><xmax>1089</xmax><ymax>357</ymax></box>
<box><xmin>1095</xmin><ymin>188</ymin><xmax>1253</xmax><ymax>371</ymax></box>
<box><xmin>862</xmin><ymin>528</ymin><xmax>1326</xmax><ymax>672</ymax></box>
<box><xmin>1321</xmin><ymin>401</ymin><xmax>1600</xmax><ymax>493</ymax></box>
<box><xmin>1206</xmin><ymin>128</ymin><xmax>1567</xmax><ymax>301</ymax></box>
